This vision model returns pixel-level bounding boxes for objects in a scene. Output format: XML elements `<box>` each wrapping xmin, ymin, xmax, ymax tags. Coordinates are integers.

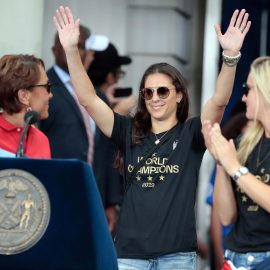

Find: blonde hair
<box><xmin>238</xmin><ymin>56</ymin><xmax>270</xmax><ymax>164</ymax></box>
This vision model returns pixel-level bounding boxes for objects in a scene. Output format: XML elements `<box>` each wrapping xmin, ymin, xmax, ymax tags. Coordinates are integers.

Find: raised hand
<box><xmin>53</xmin><ymin>6</ymin><xmax>80</xmax><ymax>52</ymax></box>
<box><xmin>215</xmin><ymin>9</ymin><xmax>251</xmax><ymax>54</ymax></box>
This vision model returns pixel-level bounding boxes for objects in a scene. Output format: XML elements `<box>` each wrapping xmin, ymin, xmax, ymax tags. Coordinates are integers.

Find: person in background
<box><xmin>88</xmin><ymin>42</ymin><xmax>136</xmax><ymax>115</ymax></box>
<box><xmin>204</xmin><ymin>56</ymin><xmax>270</xmax><ymax>269</ymax></box>
<box><xmin>40</xmin><ymin>25</ymin><xmax>97</xmax><ymax>162</ymax></box>
<box><xmin>0</xmin><ymin>54</ymin><xmax>52</xmax><ymax>158</ymax></box>
<box><xmin>39</xmin><ymin>25</ymin><xmax>122</xmax><ymax>232</ymax></box>
<box><xmin>54</xmin><ymin>6</ymin><xmax>250</xmax><ymax>269</ymax></box>
<box><xmin>83</xmin><ymin>33</ymin><xmax>109</xmax><ymax>69</ymax></box>
<box><xmin>206</xmin><ymin>112</ymin><xmax>250</xmax><ymax>270</ymax></box>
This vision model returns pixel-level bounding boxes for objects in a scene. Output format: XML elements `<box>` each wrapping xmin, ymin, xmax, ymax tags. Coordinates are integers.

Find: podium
<box><xmin>0</xmin><ymin>158</ymin><xmax>118</xmax><ymax>270</ymax></box>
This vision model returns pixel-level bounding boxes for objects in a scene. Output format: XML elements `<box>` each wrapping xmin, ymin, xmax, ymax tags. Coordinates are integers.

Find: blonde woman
<box><xmin>204</xmin><ymin>57</ymin><xmax>270</xmax><ymax>268</ymax></box>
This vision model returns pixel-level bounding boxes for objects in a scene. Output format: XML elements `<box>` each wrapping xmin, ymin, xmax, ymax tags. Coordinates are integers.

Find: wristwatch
<box><xmin>232</xmin><ymin>166</ymin><xmax>249</xmax><ymax>181</ymax></box>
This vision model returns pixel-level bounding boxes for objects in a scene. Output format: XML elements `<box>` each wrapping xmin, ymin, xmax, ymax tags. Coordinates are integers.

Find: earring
<box><xmin>26</xmin><ymin>106</ymin><xmax>32</xmax><ymax>112</ymax></box>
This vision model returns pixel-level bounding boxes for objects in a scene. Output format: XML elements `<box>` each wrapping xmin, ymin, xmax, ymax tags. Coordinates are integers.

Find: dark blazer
<box><xmin>40</xmin><ymin>67</ymin><xmax>89</xmax><ymax>161</ymax></box>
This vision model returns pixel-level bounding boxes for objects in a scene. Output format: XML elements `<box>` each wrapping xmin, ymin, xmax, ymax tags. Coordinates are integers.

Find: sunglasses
<box><xmin>242</xmin><ymin>82</ymin><xmax>251</xmax><ymax>96</ymax></box>
<box><xmin>140</xmin><ymin>86</ymin><xmax>172</xmax><ymax>100</ymax></box>
<box><xmin>27</xmin><ymin>82</ymin><xmax>52</xmax><ymax>94</ymax></box>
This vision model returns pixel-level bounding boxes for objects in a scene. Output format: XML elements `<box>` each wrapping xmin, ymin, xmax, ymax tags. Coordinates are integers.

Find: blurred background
<box><xmin>0</xmin><ymin>0</ymin><xmax>269</xmax><ymax>269</ymax></box>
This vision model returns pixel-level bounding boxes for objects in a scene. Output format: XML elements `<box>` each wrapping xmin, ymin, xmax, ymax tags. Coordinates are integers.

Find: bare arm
<box><xmin>201</xmin><ymin>9</ymin><xmax>251</xmax><ymax>125</ymax></box>
<box><xmin>210</xmin><ymin>204</ymin><xmax>225</xmax><ymax>269</ymax></box>
<box><xmin>213</xmin><ymin>165</ymin><xmax>237</xmax><ymax>225</ymax></box>
<box><xmin>53</xmin><ymin>6</ymin><xmax>114</xmax><ymax>138</ymax></box>
<box><xmin>233</xmin><ymin>172</ymin><xmax>270</xmax><ymax>213</ymax></box>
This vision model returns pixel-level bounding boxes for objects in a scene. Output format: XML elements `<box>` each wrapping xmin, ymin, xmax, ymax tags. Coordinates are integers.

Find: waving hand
<box><xmin>215</xmin><ymin>9</ymin><xmax>251</xmax><ymax>54</ymax></box>
<box><xmin>53</xmin><ymin>6</ymin><xmax>80</xmax><ymax>52</ymax></box>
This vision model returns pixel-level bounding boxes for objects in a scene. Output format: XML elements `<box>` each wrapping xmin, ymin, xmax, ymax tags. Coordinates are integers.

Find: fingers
<box><xmin>235</xmin><ymin>9</ymin><xmax>246</xmax><ymax>28</ymax></box>
<box><xmin>210</xmin><ymin>124</ymin><xmax>227</xmax><ymax>153</ymax></box>
<box><xmin>240</xmin><ymin>12</ymin><xmax>249</xmax><ymax>29</ymax></box>
<box><xmin>231</xmin><ymin>9</ymin><xmax>251</xmax><ymax>36</ymax></box>
<box><xmin>239</xmin><ymin>12</ymin><xmax>251</xmax><ymax>36</ymax></box>
<box><xmin>211</xmin><ymin>125</ymin><xmax>226</xmax><ymax>147</ymax></box>
<box><xmin>229</xmin><ymin>9</ymin><xmax>239</xmax><ymax>28</ymax></box>
<box><xmin>212</xmin><ymin>122</ymin><xmax>221</xmax><ymax>133</ymax></box>
<box><xmin>65</xmin><ymin>6</ymin><xmax>74</xmax><ymax>24</ymax></box>
<box><xmin>204</xmin><ymin>122</ymin><xmax>238</xmax><ymax>168</ymax></box>
<box><xmin>55</xmin><ymin>7</ymin><xmax>66</xmax><ymax>29</ymax></box>
<box><xmin>242</xmin><ymin>20</ymin><xmax>251</xmax><ymax>36</ymax></box>
<box><xmin>202</xmin><ymin>120</ymin><xmax>213</xmax><ymax>139</ymax></box>
<box><xmin>59</xmin><ymin>6</ymin><xmax>69</xmax><ymax>25</ymax></box>
<box><xmin>54</xmin><ymin>6</ymin><xmax>74</xmax><ymax>29</ymax></box>
<box><xmin>75</xmin><ymin>18</ymin><xmax>80</xmax><ymax>28</ymax></box>
<box><xmin>202</xmin><ymin>121</ymin><xmax>221</xmax><ymax>136</ymax></box>
<box><xmin>202</xmin><ymin>120</ymin><xmax>212</xmax><ymax>129</ymax></box>
<box><xmin>202</xmin><ymin>121</ymin><xmax>221</xmax><ymax>162</ymax></box>
<box><xmin>53</xmin><ymin>16</ymin><xmax>61</xmax><ymax>31</ymax></box>
<box><xmin>210</xmin><ymin>129</ymin><xmax>222</xmax><ymax>147</ymax></box>
<box><xmin>214</xmin><ymin>24</ymin><xmax>222</xmax><ymax>37</ymax></box>
<box><xmin>229</xmin><ymin>139</ymin><xmax>236</xmax><ymax>151</ymax></box>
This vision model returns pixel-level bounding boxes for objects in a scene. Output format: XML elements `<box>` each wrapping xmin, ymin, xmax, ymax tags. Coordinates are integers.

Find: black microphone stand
<box><xmin>16</xmin><ymin>111</ymin><xmax>40</xmax><ymax>158</ymax></box>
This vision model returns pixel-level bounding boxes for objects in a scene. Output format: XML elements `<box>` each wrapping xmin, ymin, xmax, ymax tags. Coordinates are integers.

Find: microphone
<box><xmin>16</xmin><ymin>111</ymin><xmax>40</xmax><ymax>157</ymax></box>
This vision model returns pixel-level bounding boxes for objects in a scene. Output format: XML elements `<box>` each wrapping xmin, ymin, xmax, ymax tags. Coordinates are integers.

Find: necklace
<box><xmin>154</xmin><ymin>130</ymin><xmax>169</xmax><ymax>145</ymax></box>
<box><xmin>256</xmin><ymin>136</ymin><xmax>270</xmax><ymax>168</ymax></box>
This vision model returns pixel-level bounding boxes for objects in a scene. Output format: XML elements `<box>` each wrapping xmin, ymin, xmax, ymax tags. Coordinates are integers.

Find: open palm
<box><xmin>53</xmin><ymin>6</ymin><xmax>80</xmax><ymax>51</ymax></box>
<box><xmin>215</xmin><ymin>9</ymin><xmax>251</xmax><ymax>53</ymax></box>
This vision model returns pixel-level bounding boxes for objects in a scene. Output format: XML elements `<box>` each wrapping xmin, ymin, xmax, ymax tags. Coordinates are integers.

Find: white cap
<box><xmin>85</xmin><ymin>34</ymin><xmax>109</xmax><ymax>51</ymax></box>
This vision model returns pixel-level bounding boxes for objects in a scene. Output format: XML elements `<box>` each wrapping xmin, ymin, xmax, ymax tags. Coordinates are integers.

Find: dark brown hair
<box><xmin>0</xmin><ymin>54</ymin><xmax>44</xmax><ymax>114</ymax></box>
<box><xmin>115</xmin><ymin>63</ymin><xmax>189</xmax><ymax>175</ymax></box>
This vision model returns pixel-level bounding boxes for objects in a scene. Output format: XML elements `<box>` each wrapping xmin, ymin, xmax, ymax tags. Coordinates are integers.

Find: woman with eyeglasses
<box><xmin>0</xmin><ymin>54</ymin><xmax>52</xmax><ymax>158</ymax></box>
<box><xmin>204</xmin><ymin>57</ymin><xmax>270</xmax><ymax>269</ymax></box>
<box><xmin>53</xmin><ymin>6</ymin><xmax>250</xmax><ymax>270</ymax></box>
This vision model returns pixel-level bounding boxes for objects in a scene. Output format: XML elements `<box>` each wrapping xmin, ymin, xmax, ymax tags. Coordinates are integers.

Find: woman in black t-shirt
<box><xmin>204</xmin><ymin>57</ymin><xmax>270</xmax><ymax>269</ymax></box>
<box><xmin>53</xmin><ymin>6</ymin><xmax>250</xmax><ymax>270</ymax></box>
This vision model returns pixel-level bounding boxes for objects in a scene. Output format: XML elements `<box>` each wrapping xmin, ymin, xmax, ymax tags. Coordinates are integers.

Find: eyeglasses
<box><xmin>140</xmin><ymin>86</ymin><xmax>172</xmax><ymax>100</ymax></box>
<box><xmin>27</xmin><ymin>82</ymin><xmax>52</xmax><ymax>94</ymax></box>
<box><xmin>242</xmin><ymin>82</ymin><xmax>251</xmax><ymax>96</ymax></box>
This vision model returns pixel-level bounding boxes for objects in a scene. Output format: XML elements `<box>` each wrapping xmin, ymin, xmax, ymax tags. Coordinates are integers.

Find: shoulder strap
<box><xmin>124</xmin><ymin>123</ymin><xmax>181</xmax><ymax>192</ymax></box>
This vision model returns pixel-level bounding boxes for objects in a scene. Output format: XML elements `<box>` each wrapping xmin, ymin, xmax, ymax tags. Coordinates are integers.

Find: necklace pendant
<box><xmin>155</xmin><ymin>139</ymin><xmax>160</xmax><ymax>145</ymax></box>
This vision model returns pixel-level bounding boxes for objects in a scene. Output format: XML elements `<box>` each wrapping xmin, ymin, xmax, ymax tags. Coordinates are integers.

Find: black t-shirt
<box><xmin>111</xmin><ymin>113</ymin><xmax>206</xmax><ymax>259</ymax></box>
<box><xmin>225</xmin><ymin>136</ymin><xmax>270</xmax><ymax>252</ymax></box>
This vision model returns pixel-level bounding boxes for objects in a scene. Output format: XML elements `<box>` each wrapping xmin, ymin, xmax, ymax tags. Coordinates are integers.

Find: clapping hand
<box><xmin>203</xmin><ymin>121</ymin><xmax>241</xmax><ymax>176</ymax></box>
<box><xmin>53</xmin><ymin>6</ymin><xmax>80</xmax><ymax>52</ymax></box>
<box><xmin>215</xmin><ymin>9</ymin><xmax>251</xmax><ymax>55</ymax></box>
